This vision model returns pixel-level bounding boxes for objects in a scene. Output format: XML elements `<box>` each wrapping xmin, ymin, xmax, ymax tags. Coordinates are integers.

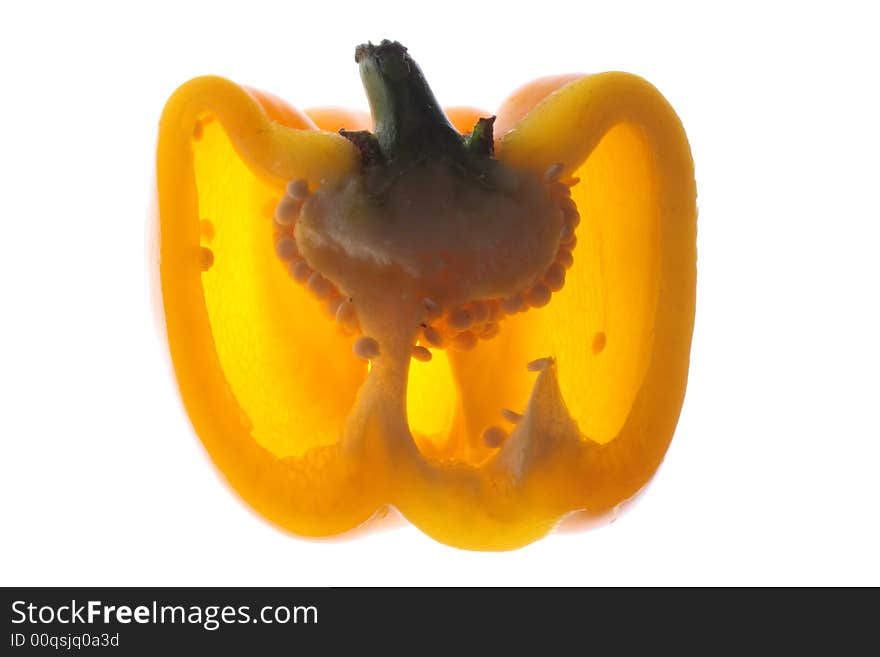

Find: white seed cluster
<box><xmin>272</xmin><ymin>180</ymin><xmax>358</xmax><ymax>337</ymax></box>
<box><xmin>273</xmin><ymin>164</ymin><xmax>581</xmax><ymax>366</ymax></box>
<box><xmin>413</xmin><ymin>163</ymin><xmax>580</xmax><ymax>355</ymax></box>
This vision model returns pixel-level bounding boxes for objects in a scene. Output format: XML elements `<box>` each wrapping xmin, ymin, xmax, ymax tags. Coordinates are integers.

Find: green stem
<box><xmin>354</xmin><ymin>40</ymin><xmax>471</xmax><ymax>165</ymax></box>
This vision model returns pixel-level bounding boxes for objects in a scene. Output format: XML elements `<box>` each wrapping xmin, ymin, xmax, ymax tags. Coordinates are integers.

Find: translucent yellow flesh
<box><xmin>406</xmin><ymin>350</ymin><xmax>459</xmax><ymax>456</ymax></box>
<box><xmin>194</xmin><ymin>121</ymin><xmax>366</xmax><ymax>458</ymax></box>
<box><xmin>529</xmin><ymin>122</ymin><xmax>659</xmax><ymax>443</ymax></box>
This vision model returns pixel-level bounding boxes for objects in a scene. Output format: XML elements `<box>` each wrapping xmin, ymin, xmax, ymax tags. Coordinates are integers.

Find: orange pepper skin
<box><xmin>154</xmin><ymin>45</ymin><xmax>696</xmax><ymax>550</ymax></box>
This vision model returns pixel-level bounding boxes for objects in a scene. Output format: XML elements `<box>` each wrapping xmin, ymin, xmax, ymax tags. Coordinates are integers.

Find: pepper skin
<box><xmin>154</xmin><ymin>40</ymin><xmax>696</xmax><ymax>551</ymax></box>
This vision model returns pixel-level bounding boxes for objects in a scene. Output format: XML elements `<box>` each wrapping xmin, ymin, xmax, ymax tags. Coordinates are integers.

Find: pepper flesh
<box><xmin>154</xmin><ymin>44</ymin><xmax>696</xmax><ymax>550</ymax></box>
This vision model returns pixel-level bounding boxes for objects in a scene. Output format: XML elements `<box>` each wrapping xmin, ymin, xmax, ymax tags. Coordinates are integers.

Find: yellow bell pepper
<box><xmin>154</xmin><ymin>40</ymin><xmax>696</xmax><ymax>551</ymax></box>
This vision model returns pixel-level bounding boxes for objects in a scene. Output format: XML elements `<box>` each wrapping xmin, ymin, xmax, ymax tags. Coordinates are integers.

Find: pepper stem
<box><xmin>465</xmin><ymin>116</ymin><xmax>496</xmax><ymax>157</ymax></box>
<box><xmin>354</xmin><ymin>40</ymin><xmax>470</xmax><ymax>166</ymax></box>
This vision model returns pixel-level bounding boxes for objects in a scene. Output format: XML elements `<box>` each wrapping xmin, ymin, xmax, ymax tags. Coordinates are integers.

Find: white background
<box><xmin>1</xmin><ymin>0</ymin><xmax>878</xmax><ymax>586</ymax></box>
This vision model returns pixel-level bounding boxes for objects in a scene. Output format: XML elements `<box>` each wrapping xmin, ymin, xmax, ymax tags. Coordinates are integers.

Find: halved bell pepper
<box><xmin>154</xmin><ymin>40</ymin><xmax>696</xmax><ymax>551</ymax></box>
